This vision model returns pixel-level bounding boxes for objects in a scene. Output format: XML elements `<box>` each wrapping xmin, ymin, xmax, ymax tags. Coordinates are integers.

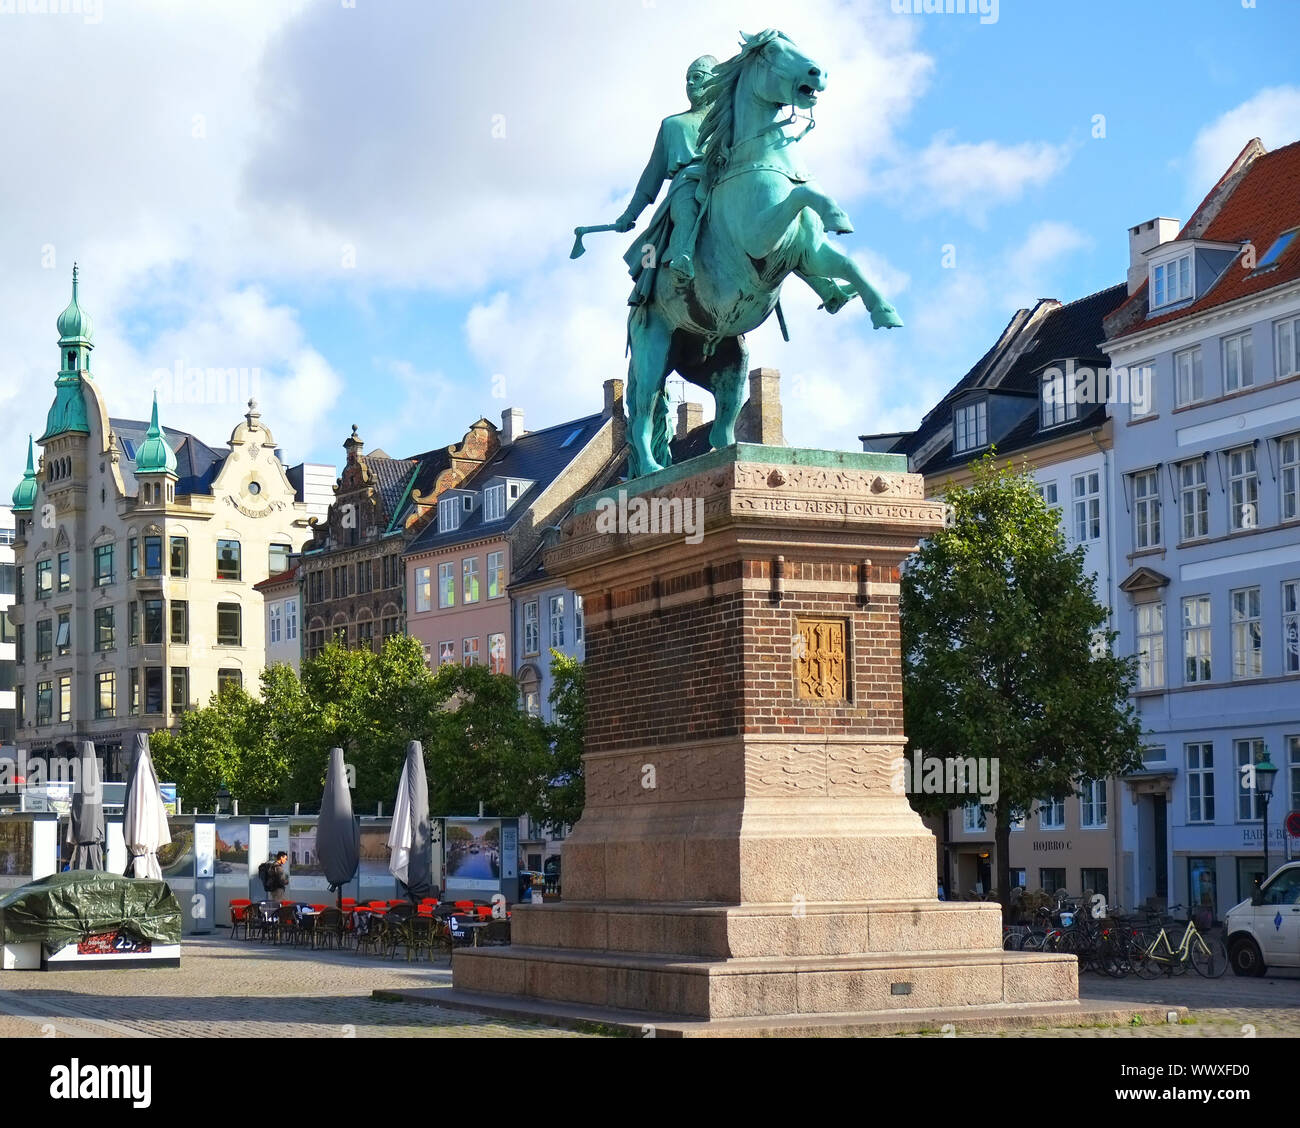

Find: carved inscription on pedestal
<box><xmin>795</xmin><ymin>618</ymin><xmax>847</xmax><ymax>700</ymax></box>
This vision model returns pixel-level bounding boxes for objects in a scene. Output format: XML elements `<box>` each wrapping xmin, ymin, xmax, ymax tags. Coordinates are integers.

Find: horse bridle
<box><xmin>751</xmin><ymin>41</ymin><xmax>817</xmax><ymax>143</ymax></box>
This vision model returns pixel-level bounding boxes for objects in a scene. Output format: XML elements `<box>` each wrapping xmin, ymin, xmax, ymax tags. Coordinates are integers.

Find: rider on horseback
<box><xmin>616</xmin><ymin>54</ymin><xmax>717</xmax><ymax>303</ymax></box>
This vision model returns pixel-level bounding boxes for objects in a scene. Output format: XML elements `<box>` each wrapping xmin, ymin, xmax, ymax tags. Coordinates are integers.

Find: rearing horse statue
<box><xmin>621</xmin><ymin>30</ymin><xmax>902</xmax><ymax>477</ymax></box>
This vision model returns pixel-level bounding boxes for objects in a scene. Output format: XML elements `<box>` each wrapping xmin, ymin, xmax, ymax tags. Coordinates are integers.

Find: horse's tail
<box><xmin>650</xmin><ymin>389</ymin><xmax>672</xmax><ymax>470</ymax></box>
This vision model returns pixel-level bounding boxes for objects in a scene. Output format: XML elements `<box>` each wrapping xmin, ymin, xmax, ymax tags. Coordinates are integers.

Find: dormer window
<box><xmin>483</xmin><ymin>483</ymin><xmax>506</xmax><ymax>522</ymax></box>
<box><xmin>953</xmin><ymin>400</ymin><xmax>987</xmax><ymax>454</ymax></box>
<box><xmin>438</xmin><ymin>495</ymin><xmax>461</xmax><ymax>533</ymax></box>
<box><xmin>1254</xmin><ymin>229</ymin><xmax>1296</xmax><ymax>274</ymax></box>
<box><xmin>1151</xmin><ymin>254</ymin><xmax>1192</xmax><ymax>308</ymax></box>
<box><xmin>1040</xmin><ymin>369</ymin><xmax>1081</xmax><ymax>429</ymax></box>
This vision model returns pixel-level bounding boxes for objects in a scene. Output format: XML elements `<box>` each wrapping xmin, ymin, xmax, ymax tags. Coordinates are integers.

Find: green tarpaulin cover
<box><xmin>0</xmin><ymin>871</ymin><xmax>182</xmax><ymax>953</ymax></box>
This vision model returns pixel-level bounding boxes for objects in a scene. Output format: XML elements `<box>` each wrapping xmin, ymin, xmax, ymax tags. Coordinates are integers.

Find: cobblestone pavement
<box><xmin>0</xmin><ymin>935</ymin><xmax>591</xmax><ymax>1038</ymax></box>
<box><xmin>2</xmin><ymin>935</ymin><xmax>1298</xmax><ymax>1038</ymax></box>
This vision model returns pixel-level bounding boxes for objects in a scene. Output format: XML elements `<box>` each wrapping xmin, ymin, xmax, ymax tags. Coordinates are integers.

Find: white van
<box><xmin>1223</xmin><ymin>861</ymin><xmax>1300</xmax><ymax>976</ymax></box>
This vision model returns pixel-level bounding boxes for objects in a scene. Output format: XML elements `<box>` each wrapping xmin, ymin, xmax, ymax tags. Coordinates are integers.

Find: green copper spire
<box><xmin>56</xmin><ymin>263</ymin><xmax>93</xmax><ymax>344</ymax></box>
<box><xmin>10</xmin><ymin>435</ymin><xmax>38</xmax><ymax>512</ymax></box>
<box><xmin>40</xmin><ymin>266</ymin><xmax>92</xmax><ymax>442</ymax></box>
<box><xmin>135</xmin><ymin>393</ymin><xmax>177</xmax><ymax>476</ymax></box>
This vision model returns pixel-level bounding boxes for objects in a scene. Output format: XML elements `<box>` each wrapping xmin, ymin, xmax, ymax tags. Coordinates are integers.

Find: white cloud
<box><xmin>1188</xmin><ymin>85</ymin><xmax>1300</xmax><ymax>196</ymax></box>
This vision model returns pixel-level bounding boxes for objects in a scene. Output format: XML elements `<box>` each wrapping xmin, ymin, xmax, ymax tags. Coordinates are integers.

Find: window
<box><xmin>463</xmin><ymin>557</ymin><xmax>480</xmax><ymax>603</ymax></box>
<box><xmin>36</xmin><ymin>619</ymin><xmax>52</xmax><ymax>662</ymax></box>
<box><xmin>1178</xmin><ymin>459</ymin><xmax>1209</xmax><ymax>540</ymax></box>
<box><xmin>1141</xmin><ymin>746</ymin><xmax>1167</xmax><ymax>766</ymax></box>
<box><xmin>1231</xmin><ymin>587</ymin><xmax>1262</xmax><ymax>679</ymax></box>
<box><xmin>171</xmin><ymin>668</ymin><xmax>189</xmax><ymax>714</ymax></box>
<box><xmin>1035</xmin><ymin>481</ymin><xmax>1060</xmax><ymax>516</ymax></box>
<box><xmin>128</xmin><ymin>601</ymin><xmax>140</xmax><ymax>647</ymax></box>
<box><xmin>217</xmin><ymin>603</ymin><xmax>242</xmax><ymax>647</ymax></box>
<box><xmin>285</xmin><ymin>599</ymin><xmax>298</xmax><ymax>643</ymax></box>
<box><xmin>95</xmin><ymin>671</ymin><xmax>115</xmax><ymax>720</ymax></box>
<box><xmin>57</xmin><ymin>675</ymin><xmax>71</xmax><ymax>723</ymax></box>
<box><xmin>216</xmin><ymin>539</ymin><xmax>241</xmax><ymax>580</ymax></box>
<box><xmin>462</xmin><ymin>636</ymin><xmax>480</xmax><ymax>667</ymax></box>
<box><xmin>269</xmin><ymin>542</ymin><xmax>291</xmax><ymax>576</ymax></box>
<box><xmin>953</xmin><ymin>401</ymin><xmax>987</xmax><ymax>453</ymax></box>
<box><xmin>1039</xmin><ymin>868</ymin><xmax>1066</xmax><ymax>894</ymax></box>
<box><xmin>13</xmin><ymin>565</ymin><xmax>22</xmax><ymax>604</ymax></box>
<box><xmin>143</xmin><ymin>598</ymin><xmax>164</xmax><ymax>645</ymax></box>
<box><xmin>1040</xmin><ymin>370</ymin><xmax>1080</xmax><ymax>429</ymax></box>
<box><xmin>169</xmin><ymin>535</ymin><xmax>188</xmax><ymax>577</ymax></box>
<box><xmin>549</xmin><ymin>594</ymin><xmax>566</xmax><ymax>648</ymax></box>
<box><xmin>1009</xmin><ymin>868</ymin><xmax>1027</xmax><ymax>889</ymax></box>
<box><xmin>487</xmin><ymin>550</ymin><xmax>505</xmax><ymax>599</ymax></box>
<box><xmin>438</xmin><ymin>641</ymin><xmax>456</xmax><ymax>666</ymax></box>
<box><xmin>1072</xmin><ymin>472</ymin><xmax>1100</xmax><ymax>542</ymax></box>
<box><xmin>1285</xmin><ymin>581</ymin><xmax>1300</xmax><ymax>675</ymax></box>
<box><xmin>575</xmin><ymin>594</ymin><xmax>585</xmax><ymax>645</ymax></box>
<box><xmin>1223</xmin><ymin>332</ymin><xmax>1254</xmax><ymax>394</ymax></box>
<box><xmin>170</xmin><ymin>600</ymin><xmax>189</xmax><ymax>644</ymax></box>
<box><xmin>1236</xmin><ymin>738</ymin><xmax>1268</xmax><ymax>821</ymax></box>
<box><xmin>1080</xmin><ymin>780</ymin><xmax>1107</xmax><ymax>829</ymax></box>
<box><xmin>1132</xmin><ymin>469</ymin><xmax>1161</xmax><ymax>549</ymax></box>
<box><xmin>1228</xmin><ymin>445</ymin><xmax>1259</xmax><ymax>531</ymax></box>
<box><xmin>1038</xmin><ymin>798</ymin><xmax>1065</xmax><ymax>830</ymax></box>
<box><xmin>381</xmin><ymin>615</ymin><xmax>399</xmax><ymax>641</ymax></box>
<box><xmin>1136</xmin><ymin>603</ymin><xmax>1165</xmax><ymax>690</ymax></box>
<box><xmin>1174</xmin><ymin>347</ymin><xmax>1204</xmax><ymax>406</ymax></box>
<box><xmin>357</xmin><ymin>620</ymin><xmax>374</xmax><ymax>652</ymax></box>
<box><xmin>141</xmin><ymin>668</ymin><xmax>163</xmax><ymax>714</ymax></box>
<box><xmin>217</xmin><ymin>669</ymin><xmax>242</xmax><ymax>693</ymax></box>
<box><xmin>94</xmin><ymin>544</ymin><xmax>114</xmax><ymax>587</ymax></box>
<box><xmin>415</xmin><ymin>566</ymin><xmax>433</xmax><ymax>613</ymax></box>
<box><xmin>128</xmin><ymin>537</ymin><xmax>138</xmax><ymax>579</ymax></box>
<box><xmin>268</xmin><ymin>602</ymin><xmax>282</xmax><ymax>645</ymax></box>
<box><xmin>438</xmin><ymin>562</ymin><xmax>455</xmax><ymax>609</ymax></box>
<box><xmin>1186</xmin><ymin>742</ymin><xmax>1215</xmax><ymax>823</ymax></box>
<box><xmin>1281</xmin><ymin>435</ymin><xmax>1299</xmax><ymax>522</ymax></box>
<box><xmin>1130</xmin><ymin>360</ymin><xmax>1156</xmax><ymax>419</ymax></box>
<box><xmin>57</xmin><ymin>551</ymin><xmax>70</xmax><ymax>593</ymax></box>
<box><xmin>1257</xmin><ymin>229</ymin><xmax>1297</xmax><ymax>272</ymax></box>
<box><xmin>143</xmin><ymin>536</ymin><xmax>163</xmax><ymax>577</ymax></box>
<box><xmin>56</xmin><ymin>612</ymin><xmax>71</xmax><ymax>656</ymax></box>
<box><xmin>1277</xmin><ymin>315</ymin><xmax>1300</xmax><ymax>380</ymax></box>
<box><xmin>1080</xmin><ymin>869</ymin><xmax>1109</xmax><ymax>899</ymax></box>
<box><xmin>36</xmin><ymin>559</ymin><xmax>52</xmax><ymax>599</ymax></box>
<box><xmin>483</xmin><ymin>484</ymin><xmax>506</xmax><ymax>522</ymax></box>
<box><xmin>1290</xmin><ymin>736</ymin><xmax>1300</xmax><ymax>814</ymax></box>
<box><xmin>36</xmin><ymin>680</ymin><xmax>52</xmax><ymax>725</ymax></box>
<box><xmin>523</xmin><ymin>600</ymin><xmax>539</xmax><ymax>656</ymax></box>
<box><xmin>356</xmin><ymin>559</ymin><xmax>373</xmax><ymax>595</ymax></box>
<box><xmin>438</xmin><ymin>496</ymin><xmax>461</xmax><ymax>533</ymax></box>
<box><xmin>488</xmin><ymin>632</ymin><xmax>507</xmax><ymax>674</ymax></box>
<box><xmin>962</xmin><ymin>802</ymin><xmax>986</xmax><ymax>832</ymax></box>
<box><xmin>129</xmin><ymin>668</ymin><xmax>140</xmax><ymax>716</ymax></box>
<box><xmin>1151</xmin><ymin>254</ymin><xmax>1191</xmax><ymax>308</ymax></box>
<box><xmin>1182</xmin><ymin>595</ymin><xmax>1212</xmax><ymax>683</ymax></box>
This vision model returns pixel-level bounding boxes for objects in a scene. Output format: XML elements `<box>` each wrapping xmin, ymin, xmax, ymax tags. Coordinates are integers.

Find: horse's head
<box><xmin>744</xmin><ymin>29</ymin><xmax>826</xmax><ymax>111</ymax></box>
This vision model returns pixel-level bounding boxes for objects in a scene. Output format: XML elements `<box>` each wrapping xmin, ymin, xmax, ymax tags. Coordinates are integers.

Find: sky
<box><xmin>1</xmin><ymin>0</ymin><xmax>1298</xmax><ymax>493</ymax></box>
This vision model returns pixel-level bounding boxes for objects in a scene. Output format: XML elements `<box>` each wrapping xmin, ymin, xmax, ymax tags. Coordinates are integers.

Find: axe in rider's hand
<box><xmin>570</xmin><ymin>223</ymin><xmax>620</xmax><ymax>260</ymax></box>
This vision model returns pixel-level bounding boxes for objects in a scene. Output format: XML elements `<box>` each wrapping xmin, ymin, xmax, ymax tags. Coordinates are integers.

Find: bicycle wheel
<box><xmin>1190</xmin><ymin>933</ymin><xmax>1229</xmax><ymax>978</ymax></box>
<box><xmin>1132</xmin><ymin>936</ymin><xmax>1165</xmax><ymax>980</ymax></box>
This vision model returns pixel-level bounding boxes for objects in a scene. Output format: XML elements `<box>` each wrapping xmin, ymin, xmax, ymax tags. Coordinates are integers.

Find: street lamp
<box><xmin>1256</xmin><ymin>750</ymin><xmax>1279</xmax><ymax>881</ymax></box>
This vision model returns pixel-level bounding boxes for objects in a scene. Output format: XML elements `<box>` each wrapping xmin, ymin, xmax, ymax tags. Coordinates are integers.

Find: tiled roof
<box><xmin>1105</xmin><ymin>139</ymin><xmax>1300</xmax><ymax>340</ymax></box>
<box><xmin>366</xmin><ymin>455</ymin><xmax>419</xmax><ymax>524</ymax></box>
<box><xmin>405</xmin><ymin>412</ymin><xmax>606</xmax><ymax>555</ymax></box>
<box><xmin>108</xmin><ymin>417</ymin><xmax>224</xmax><ymax>497</ymax></box>
<box><xmin>254</xmin><ymin>565</ymin><xmax>299</xmax><ymax>593</ymax></box>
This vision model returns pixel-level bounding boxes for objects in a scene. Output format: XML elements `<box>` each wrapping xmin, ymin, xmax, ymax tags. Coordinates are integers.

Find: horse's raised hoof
<box><xmin>870</xmin><ymin>302</ymin><xmax>903</xmax><ymax>330</ymax></box>
<box><xmin>823</xmin><ymin>206</ymin><xmax>855</xmax><ymax>234</ymax></box>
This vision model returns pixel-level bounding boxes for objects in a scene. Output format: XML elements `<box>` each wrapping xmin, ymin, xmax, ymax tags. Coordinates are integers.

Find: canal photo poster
<box><xmin>444</xmin><ymin>818</ymin><xmax>501</xmax><ymax>892</ymax></box>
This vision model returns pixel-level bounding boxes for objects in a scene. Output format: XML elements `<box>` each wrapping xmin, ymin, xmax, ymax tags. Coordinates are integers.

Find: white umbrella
<box><xmin>122</xmin><ymin>733</ymin><xmax>171</xmax><ymax>880</ymax></box>
<box><xmin>387</xmin><ymin>741</ymin><xmax>433</xmax><ymax>899</ymax></box>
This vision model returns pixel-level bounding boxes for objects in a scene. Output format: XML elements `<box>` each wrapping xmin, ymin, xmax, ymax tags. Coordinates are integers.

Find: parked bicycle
<box><xmin>1131</xmin><ymin>904</ymin><xmax>1228</xmax><ymax>978</ymax></box>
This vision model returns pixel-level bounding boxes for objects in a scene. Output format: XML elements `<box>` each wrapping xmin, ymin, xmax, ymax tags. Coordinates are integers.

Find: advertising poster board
<box><xmin>444</xmin><ymin>818</ymin><xmax>502</xmax><ymax>892</ymax></box>
<box><xmin>0</xmin><ymin>820</ymin><xmax>33</xmax><ymax>880</ymax></box>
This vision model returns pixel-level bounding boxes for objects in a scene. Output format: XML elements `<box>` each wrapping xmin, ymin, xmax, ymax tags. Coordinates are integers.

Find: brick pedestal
<box><xmin>452</xmin><ymin>446</ymin><xmax>1077</xmax><ymax>1026</ymax></box>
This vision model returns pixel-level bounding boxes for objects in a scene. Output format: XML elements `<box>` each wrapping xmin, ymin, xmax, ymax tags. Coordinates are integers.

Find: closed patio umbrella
<box><xmin>67</xmin><ymin>741</ymin><xmax>105</xmax><ymax>871</ymax></box>
<box><xmin>387</xmin><ymin>740</ymin><xmax>434</xmax><ymax>901</ymax></box>
<box><xmin>122</xmin><ymin>733</ymin><xmax>171</xmax><ymax>880</ymax></box>
<box><xmin>317</xmin><ymin>747</ymin><xmax>359</xmax><ymax>910</ymax></box>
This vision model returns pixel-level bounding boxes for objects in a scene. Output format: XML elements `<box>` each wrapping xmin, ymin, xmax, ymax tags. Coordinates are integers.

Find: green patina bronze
<box><xmin>40</xmin><ymin>265</ymin><xmax>94</xmax><ymax>443</ymax></box>
<box><xmin>582</xmin><ymin>30</ymin><xmax>902</xmax><ymax>478</ymax></box>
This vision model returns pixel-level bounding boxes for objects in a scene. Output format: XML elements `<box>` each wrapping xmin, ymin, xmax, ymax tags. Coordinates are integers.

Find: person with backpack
<box><xmin>258</xmin><ymin>851</ymin><xmax>289</xmax><ymax>902</ymax></box>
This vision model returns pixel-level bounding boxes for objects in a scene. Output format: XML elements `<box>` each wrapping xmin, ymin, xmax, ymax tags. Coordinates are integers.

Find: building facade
<box><xmin>299</xmin><ymin>420</ymin><xmax>498</xmax><ymax>660</ymax></box>
<box><xmin>1103</xmin><ymin>139</ymin><xmax>1300</xmax><ymax>919</ymax></box>
<box><xmin>8</xmin><ymin>272</ymin><xmax>316</xmax><ymax>777</ymax></box>
<box><xmin>0</xmin><ymin>506</ymin><xmax>15</xmax><ymax>745</ymax></box>
<box><xmin>254</xmin><ymin>565</ymin><xmax>302</xmax><ymax>672</ymax></box>
<box><xmin>870</xmin><ymin>285</ymin><xmax>1130</xmax><ymax>903</ymax></box>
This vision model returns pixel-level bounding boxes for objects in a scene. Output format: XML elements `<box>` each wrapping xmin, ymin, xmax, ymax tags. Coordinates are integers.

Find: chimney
<box><xmin>603</xmin><ymin>378</ymin><xmax>624</xmax><ymax>419</ymax></box>
<box><xmin>500</xmin><ymin>407</ymin><xmax>524</xmax><ymax>445</ymax></box>
<box><xmin>1127</xmin><ymin>218</ymin><xmax>1181</xmax><ymax>295</ymax></box>
<box><xmin>676</xmin><ymin>401</ymin><xmax>704</xmax><ymax>441</ymax></box>
<box><xmin>343</xmin><ymin>423</ymin><xmax>363</xmax><ymax>465</ymax></box>
<box><xmin>736</xmin><ymin>367</ymin><xmax>785</xmax><ymax>445</ymax></box>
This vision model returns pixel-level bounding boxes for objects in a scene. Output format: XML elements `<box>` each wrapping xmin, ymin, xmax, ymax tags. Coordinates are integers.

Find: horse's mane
<box><xmin>697</xmin><ymin>29</ymin><xmax>789</xmax><ymax>188</ymax></box>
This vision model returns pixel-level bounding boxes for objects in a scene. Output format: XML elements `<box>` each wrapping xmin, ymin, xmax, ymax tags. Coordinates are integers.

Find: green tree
<box><xmin>900</xmin><ymin>454</ymin><xmax>1143</xmax><ymax>914</ymax></box>
<box><xmin>538</xmin><ymin>650</ymin><xmax>586</xmax><ymax>830</ymax></box>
